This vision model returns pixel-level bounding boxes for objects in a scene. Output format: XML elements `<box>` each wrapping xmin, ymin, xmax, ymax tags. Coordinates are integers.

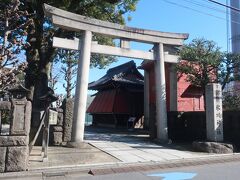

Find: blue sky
<box><xmin>127</xmin><ymin>0</ymin><xmax>228</xmax><ymax>49</ymax></box>
<box><xmin>55</xmin><ymin>0</ymin><xmax>230</xmax><ymax>95</ymax></box>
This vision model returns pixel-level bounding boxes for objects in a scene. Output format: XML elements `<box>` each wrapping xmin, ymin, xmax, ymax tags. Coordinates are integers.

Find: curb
<box><xmin>83</xmin><ymin>153</ymin><xmax>240</xmax><ymax>175</ymax></box>
<box><xmin>1</xmin><ymin>153</ymin><xmax>240</xmax><ymax>179</ymax></box>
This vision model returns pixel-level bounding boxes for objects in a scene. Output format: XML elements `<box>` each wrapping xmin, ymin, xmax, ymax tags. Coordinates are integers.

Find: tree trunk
<box><xmin>25</xmin><ymin>2</ymin><xmax>53</xmax><ymax>129</ymax></box>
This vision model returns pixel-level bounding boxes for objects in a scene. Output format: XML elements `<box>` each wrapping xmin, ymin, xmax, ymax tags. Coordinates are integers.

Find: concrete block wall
<box><xmin>49</xmin><ymin>99</ymin><xmax>73</xmax><ymax>146</ymax></box>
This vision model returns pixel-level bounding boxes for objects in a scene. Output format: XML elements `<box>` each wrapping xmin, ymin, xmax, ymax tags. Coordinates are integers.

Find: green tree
<box><xmin>218</xmin><ymin>53</ymin><xmax>240</xmax><ymax>90</ymax></box>
<box><xmin>223</xmin><ymin>93</ymin><xmax>240</xmax><ymax>110</ymax></box>
<box><xmin>177</xmin><ymin>38</ymin><xmax>222</xmax><ymax>108</ymax></box>
<box><xmin>21</xmin><ymin>0</ymin><xmax>138</xmax><ymax>110</ymax></box>
<box><xmin>177</xmin><ymin>38</ymin><xmax>240</xmax><ymax>109</ymax></box>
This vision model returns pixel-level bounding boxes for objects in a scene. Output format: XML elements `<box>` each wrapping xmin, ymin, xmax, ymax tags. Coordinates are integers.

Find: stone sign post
<box><xmin>205</xmin><ymin>83</ymin><xmax>223</xmax><ymax>142</ymax></box>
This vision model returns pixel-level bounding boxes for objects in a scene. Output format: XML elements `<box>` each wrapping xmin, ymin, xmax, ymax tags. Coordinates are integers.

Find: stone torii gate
<box><xmin>44</xmin><ymin>4</ymin><xmax>188</xmax><ymax>146</ymax></box>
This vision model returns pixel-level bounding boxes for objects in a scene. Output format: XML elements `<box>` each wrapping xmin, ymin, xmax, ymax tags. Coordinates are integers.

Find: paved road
<box><xmin>68</xmin><ymin>161</ymin><xmax>240</xmax><ymax>180</ymax></box>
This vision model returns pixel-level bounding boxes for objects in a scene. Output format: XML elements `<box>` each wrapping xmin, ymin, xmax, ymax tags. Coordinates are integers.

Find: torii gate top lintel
<box><xmin>43</xmin><ymin>4</ymin><xmax>188</xmax><ymax>45</ymax></box>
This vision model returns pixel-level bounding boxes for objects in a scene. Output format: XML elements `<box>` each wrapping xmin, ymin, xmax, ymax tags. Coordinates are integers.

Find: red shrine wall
<box><xmin>144</xmin><ymin>61</ymin><xmax>204</xmax><ymax>112</ymax></box>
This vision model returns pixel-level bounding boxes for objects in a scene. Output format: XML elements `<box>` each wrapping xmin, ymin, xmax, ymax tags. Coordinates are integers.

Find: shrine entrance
<box><xmin>44</xmin><ymin>4</ymin><xmax>188</xmax><ymax>145</ymax></box>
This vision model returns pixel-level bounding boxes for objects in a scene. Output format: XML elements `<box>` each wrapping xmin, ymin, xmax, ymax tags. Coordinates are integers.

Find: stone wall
<box><xmin>49</xmin><ymin>98</ymin><xmax>73</xmax><ymax>146</ymax></box>
<box><xmin>0</xmin><ymin>100</ymin><xmax>31</xmax><ymax>172</ymax></box>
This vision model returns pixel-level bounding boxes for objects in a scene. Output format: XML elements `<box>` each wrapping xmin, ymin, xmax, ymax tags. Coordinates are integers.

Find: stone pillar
<box><xmin>71</xmin><ymin>30</ymin><xmax>92</xmax><ymax>145</ymax></box>
<box><xmin>205</xmin><ymin>83</ymin><xmax>223</xmax><ymax>142</ymax></box>
<box><xmin>154</xmin><ymin>43</ymin><xmax>168</xmax><ymax>142</ymax></box>
<box><xmin>169</xmin><ymin>64</ymin><xmax>178</xmax><ymax>111</ymax></box>
<box><xmin>144</xmin><ymin>70</ymin><xmax>150</xmax><ymax>129</ymax></box>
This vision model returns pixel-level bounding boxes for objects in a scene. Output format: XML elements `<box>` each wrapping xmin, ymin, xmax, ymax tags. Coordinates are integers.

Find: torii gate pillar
<box><xmin>154</xmin><ymin>43</ymin><xmax>168</xmax><ymax>142</ymax></box>
<box><xmin>70</xmin><ymin>31</ymin><xmax>92</xmax><ymax>145</ymax></box>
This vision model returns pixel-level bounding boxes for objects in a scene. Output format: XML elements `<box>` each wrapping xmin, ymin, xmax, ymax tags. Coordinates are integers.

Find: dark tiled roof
<box><xmin>88</xmin><ymin>61</ymin><xmax>144</xmax><ymax>90</ymax></box>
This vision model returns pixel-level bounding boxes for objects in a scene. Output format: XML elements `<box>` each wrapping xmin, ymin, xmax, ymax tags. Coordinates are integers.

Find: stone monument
<box><xmin>205</xmin><ymin>83</ymin><xmax>223</xmax><ymax>142</ymax></box>
<box><xmin>192</xmin><ymin>83</ymin><xmax>234</xmax><ymax>154</ymax></box>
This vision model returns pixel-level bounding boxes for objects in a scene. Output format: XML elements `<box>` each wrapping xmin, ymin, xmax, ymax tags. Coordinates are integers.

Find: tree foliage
<box><xmin>49</xmin><ymin>0</ymin><xmax>138</xmax><ymax>69</ymax></box>
<box><xmin>0</xmin><ymin>0</ymin><xmax>139</xmax><ymax>109</ymax></box>
<box><xmin>177</xmin><ymin>38</ymin><xmax>222</xmax><ymax>91</ymax></box>
<box><xmin>178</xmin><ymin>38</ymin><xmax>240</xmax><ymax>109</ymax></box>
<box><xmin>9</xmin><ymin>0</ymin><xmax>138</xmax><ymax>109</ymax></box>
<box><xmin>218</xmin><ymin>53</ymin><xmax>240</xmax><ymax>90</ymax></box>
<box><xmin>223</xmin><ymin>93</ymin><xmax>240</xmax><ymax>110</ymax></box>
<box><xmin>45</xmin><ymin>0</ymin><xmax>138</xmax><ymax>99</ymax></box>
<box><xmin>178</xmin><ymin>38</ymin><xmax>240</xmax><ymax>90</ymax></box>
<box><xmin>0</xmin><ymin>0</ymin><xmax>32</xmax><ymax>92</ymax></box>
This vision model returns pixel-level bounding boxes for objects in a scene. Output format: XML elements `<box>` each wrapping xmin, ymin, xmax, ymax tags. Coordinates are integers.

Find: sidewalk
<box><xmin>1</xmin><ymin>127</ymin><xmax>240</xmax><ymax>179</ymax></box>
<box><xmin>86</xmin><ymin>133</ymin><xmax>207</xmax><ymax>163</ymax></box>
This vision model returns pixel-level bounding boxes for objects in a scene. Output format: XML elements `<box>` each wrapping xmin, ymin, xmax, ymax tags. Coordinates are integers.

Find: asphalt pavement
<box><xmin>66</xmin><ymin>161</ymin><xmax>240</xmax><ymax>180</ymax></box>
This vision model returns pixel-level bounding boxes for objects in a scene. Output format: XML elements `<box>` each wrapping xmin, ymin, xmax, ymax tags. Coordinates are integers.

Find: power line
<box><xmin>184</xmin><ymin>0</ymin><xmax>240</xmax><ymax>18</ymax></box>
<box><xmin>162</xmin><ymin>0</ymin><xmax>225</xmax><ymax>20</ymax></box>
<box><xmin>183</xmin><ymin>0</ymin><xmax>227</xmax><ymax>15</ymax></box>
<box><xmin>207</xmin><ymin>0</ymin><xmax>240</xmax><ymax>12</ymax></box>
<box><xmin>162</xmin><ymin>0</ymin><xmax>240</xmax><ymax>25</ymax></box>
